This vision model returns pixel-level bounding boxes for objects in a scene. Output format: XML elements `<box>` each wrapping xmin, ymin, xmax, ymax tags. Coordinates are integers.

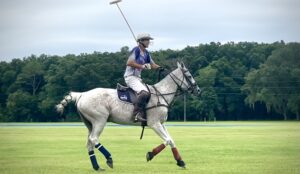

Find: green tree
<box><xmin>243</xmin><ymin>43</ymin><xmax>300</xmax><ymax>120</ymax></box>
<box><xmin>6</xmin><ymin>90</ymin><xmax>37</xmax><ymax>121</ymax></box>
<box><xmin>15</xmin><ymin>59</ymin><xmax>44</xmax><ymax>95</ymax></box>
<box><xmin>1</xmin><ymin>41</ymin><xmax>298</xmax><ymax>122</ymax></box>
<box><xmin>193</xmin><ymin>65</ymin><xmax>219</xmax><ymax>120</ymax></box>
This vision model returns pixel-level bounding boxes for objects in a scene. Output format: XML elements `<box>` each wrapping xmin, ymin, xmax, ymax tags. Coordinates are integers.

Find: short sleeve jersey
<box><xmin>124</xmin><ymin>46</ymin><xmax>154</xmax><ymax>77</ymax></box>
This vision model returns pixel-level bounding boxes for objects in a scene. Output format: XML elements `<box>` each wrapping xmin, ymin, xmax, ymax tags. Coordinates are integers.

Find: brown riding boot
<box><xmin>133</xmin><ymin>90</ymin><xmax>150</xmax><ymax>122</ymax></box>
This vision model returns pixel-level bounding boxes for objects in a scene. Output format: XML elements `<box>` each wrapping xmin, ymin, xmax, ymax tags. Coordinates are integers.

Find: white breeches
<box><xmin>124</xmin><ymin>76</ymin><xmax>148</xmax><ymax>93</ymax></box>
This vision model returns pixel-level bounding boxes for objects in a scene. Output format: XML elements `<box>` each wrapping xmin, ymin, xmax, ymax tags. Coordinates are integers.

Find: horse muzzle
<box><xmin>190</xmin><ymin>86</ymin><xmax>201</xmax><ymax>96</ymax></box>
<box><xmin>195</xmin><ymin>86</ymin><xmax>201</xmax><ymax>96</ymax></box>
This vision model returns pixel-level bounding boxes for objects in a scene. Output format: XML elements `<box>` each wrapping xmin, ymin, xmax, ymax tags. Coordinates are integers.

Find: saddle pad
<box><xmin>117</xmin><ymin>90</ymin><xmax>131</xmax><ymax>103</ymax></box>
<box><xmin>117</xmin><ymin>89</ymin><xmax>136</xmax><ymax>103</ymax></box>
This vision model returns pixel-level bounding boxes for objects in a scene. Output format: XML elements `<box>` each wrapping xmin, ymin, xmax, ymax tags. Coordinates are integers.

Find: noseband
<box><xmin>169</xmin><ymin>68</ymin><xmax>197</xmax><ymax>93</ymax></box>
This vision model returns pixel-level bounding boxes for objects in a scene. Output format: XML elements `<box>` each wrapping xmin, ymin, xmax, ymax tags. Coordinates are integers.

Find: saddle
<box><xmin>116</xmin><ymin>83</ymin><xmax>137</xmax><ymax>104</ymax></box>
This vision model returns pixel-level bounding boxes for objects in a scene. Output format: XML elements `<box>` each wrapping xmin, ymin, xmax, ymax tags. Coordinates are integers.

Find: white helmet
<box><xmin>136</xmin><ymin>33</ymin><xmax>154</xmax><ymax>42</ymax></box>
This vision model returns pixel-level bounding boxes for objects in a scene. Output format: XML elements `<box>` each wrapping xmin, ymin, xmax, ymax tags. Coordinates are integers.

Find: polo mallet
<box><xmin>110</xmin><ymin>0</ymin><xmax>137</xmax><ymax>43</ymax></box>
<box><xmin>110</xmin><ymin>0</ymin><xmax>146</xmax><ymax>139</ymax></box>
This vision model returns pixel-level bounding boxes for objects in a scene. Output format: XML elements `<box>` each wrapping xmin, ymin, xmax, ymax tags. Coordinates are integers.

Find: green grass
<box><xmin>0</xmin><ymin>122</ymin><xmax>299</xmax><ymax>174</ymax></box>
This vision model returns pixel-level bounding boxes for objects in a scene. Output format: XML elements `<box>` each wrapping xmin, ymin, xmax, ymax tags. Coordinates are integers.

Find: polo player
<box><xmin>123</xmin><ymin>33</ymin><xmax>161</xmax><ymax>122</ymax></box>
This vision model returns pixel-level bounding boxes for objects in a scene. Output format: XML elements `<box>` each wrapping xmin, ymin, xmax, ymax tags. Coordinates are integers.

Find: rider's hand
<box><xmin>143</xmin><ymin>63</ymin><xmax>151</xmax><ymax>70</ymax></box>
<box><xmin>158</xmin><ymin>67</ymin><xmax>165</xmax><ymax>71</ymax></box>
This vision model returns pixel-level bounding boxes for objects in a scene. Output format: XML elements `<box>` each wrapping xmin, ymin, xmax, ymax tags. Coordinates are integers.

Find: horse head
<box><xmin>175</xmin><ymin>61</ymin><xmax>201</xmax><ymax>96</ymax></box>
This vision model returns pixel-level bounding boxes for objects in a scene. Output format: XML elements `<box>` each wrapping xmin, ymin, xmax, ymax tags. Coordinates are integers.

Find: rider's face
<box><xmin>141</xmin><ymin>39</ymin><xmax>150</xmax><ymax>48</ymax></box>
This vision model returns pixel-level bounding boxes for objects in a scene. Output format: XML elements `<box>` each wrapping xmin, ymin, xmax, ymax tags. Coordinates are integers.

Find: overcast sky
<box><xmin>0</xmin><ymin>0</ymin><xmax>299</xmax><ymax>61</ymax></box>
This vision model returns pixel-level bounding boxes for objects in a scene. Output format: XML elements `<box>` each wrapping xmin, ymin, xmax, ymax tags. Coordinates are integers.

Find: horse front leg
<box><xmin>148</xmin><ymin>122</ymin><xmax>186</xmax><ymax>168</ymax></box>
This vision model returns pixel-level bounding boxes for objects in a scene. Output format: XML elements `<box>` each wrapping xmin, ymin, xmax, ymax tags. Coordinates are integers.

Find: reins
<box><xmin>145</xmin><ymin>68</ymin><xmax>192</xmax><ymax>111</ymax></box>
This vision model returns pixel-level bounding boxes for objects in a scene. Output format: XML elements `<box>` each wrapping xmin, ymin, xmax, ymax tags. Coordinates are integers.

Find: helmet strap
<box><xmin>139</xmin><ymin>41</ymin><xmax>147</xmax><ymax>48</ymax></box>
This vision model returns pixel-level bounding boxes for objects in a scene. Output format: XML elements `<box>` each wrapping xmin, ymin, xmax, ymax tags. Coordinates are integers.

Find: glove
<box><xmin>143</xmin><ymin>63</ymin><xmax>151</xmax><ymax>70</ymax></box>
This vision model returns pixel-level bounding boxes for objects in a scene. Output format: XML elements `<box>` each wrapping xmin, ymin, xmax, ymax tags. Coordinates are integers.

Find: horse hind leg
<box><xmin>89</xmin><ymin>119</ymin><xmax>113</xmax><ymax>169</ymax></box>
<box><xmin>78</xmin><ymin>111</ymin><xmax>93</xmax><ymax>151</ymax></box>
<box><xmin>78</xmin><ymin>111</ymin><xmax>103</xmax><ymax>171</ymax></box>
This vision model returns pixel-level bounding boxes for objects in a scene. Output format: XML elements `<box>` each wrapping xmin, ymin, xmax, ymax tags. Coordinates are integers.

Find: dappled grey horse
<box><xmin>56</xmin><ymin>61</ymin><xmax>201</xmax><ymax>171</ymax></box>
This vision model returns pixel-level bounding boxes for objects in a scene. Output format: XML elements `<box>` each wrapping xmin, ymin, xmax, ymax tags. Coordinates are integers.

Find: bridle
<box><xmin>169</xmin><ymin>68</ymin><xmax>198</xmax><ymax>94</ymax></box>
<box><xmin>146</xmin><ymin>67</ymin><xmax>198</xmax><ymax>110</ymax></box>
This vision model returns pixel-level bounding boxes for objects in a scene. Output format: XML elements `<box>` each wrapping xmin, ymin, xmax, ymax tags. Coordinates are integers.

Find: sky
<box><xmin>0</xmin><ymin>0</ymin><xmax>300</xmax><ymax>61</ymax></box>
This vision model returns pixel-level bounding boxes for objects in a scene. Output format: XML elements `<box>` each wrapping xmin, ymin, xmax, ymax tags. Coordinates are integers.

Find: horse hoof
<box><xmin>93</xmin><ymin>167</ymin><xmax>105</xmax><ymax>171</ymax></box>
<box><xmin>176</xmin><ymin>160</ymin><xmax>186</xmax><ymax>168</ymax></box>
<box><xmin>93</xmin><ymin>166</ymin><xmax>99</xmax><ymax>171</ymax></box>
<box><xmin>146</xmin><ymin>152</ymin><xmax>154</xmax><ymax>162</ymax></box>
<box><xmin>98</xmin><ymin>168</ymin><xmax>105</xmax><ymax>172</ymax></box>
<box><xmin>106</xmin><ymin>157</ymin><xmax>113</xmax><ymax>169</ymax></box>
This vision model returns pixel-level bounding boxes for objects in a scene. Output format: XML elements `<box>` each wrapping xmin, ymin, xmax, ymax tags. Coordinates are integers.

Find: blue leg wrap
<box><xmin>88</xmin><ymin>151</ymin><xmax>99</xmax><ymax>170</ymax></box>
<box><xmin>95</xmin><ymin>143</ymin><xmax>111</xmax><ymax>159</ymax></box>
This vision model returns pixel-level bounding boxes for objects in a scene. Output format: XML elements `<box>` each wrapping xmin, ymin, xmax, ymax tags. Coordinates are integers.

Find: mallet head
<box><xmin>110</xmin><ymin>0</ymin><xmax>122</xmax><ymax>5</ymax></box>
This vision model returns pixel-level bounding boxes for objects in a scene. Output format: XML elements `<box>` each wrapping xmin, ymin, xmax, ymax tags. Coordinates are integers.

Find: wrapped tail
<box><xmin>55</xmin><ymin>92</ymin><xmax>82</xmax><ymax>116</ymax></box>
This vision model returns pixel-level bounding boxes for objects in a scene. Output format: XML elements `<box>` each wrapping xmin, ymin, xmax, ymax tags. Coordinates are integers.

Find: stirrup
<box><xmin>134</xmin><ymin>114</ymin><xmax>147</xmax><ymax>122</ymax></box>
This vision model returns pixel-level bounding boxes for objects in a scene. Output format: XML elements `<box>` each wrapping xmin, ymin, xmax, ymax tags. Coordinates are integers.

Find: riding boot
<box><xmin>134</xmin><ymin>109</ymin><xmax>147</xmax><ymax>122</ymax></box>
<box><xmin>133</xmin><ymin>90</ymin><xmax>150</xmax><ymax>122</ymax></box>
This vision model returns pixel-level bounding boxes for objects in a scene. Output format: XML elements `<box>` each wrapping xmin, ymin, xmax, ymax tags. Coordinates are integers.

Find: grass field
<box><xmin>0</xmin><ymin>122</ymin><xmax>299</xmax><ymax>174</ymax></box>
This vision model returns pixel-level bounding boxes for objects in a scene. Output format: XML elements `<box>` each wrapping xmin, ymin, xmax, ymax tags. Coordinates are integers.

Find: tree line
<box><xmin>0</xmin><ymin>41</ymin><xmax>299</xmax><ymax>122</ymax></box>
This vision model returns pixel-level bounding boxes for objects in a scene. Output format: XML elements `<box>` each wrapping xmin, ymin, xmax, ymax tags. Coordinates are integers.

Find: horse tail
<box><xmin>55</xmin><ymin>92</ymin><xmax>82</xmax><ymax>116</ymax></box>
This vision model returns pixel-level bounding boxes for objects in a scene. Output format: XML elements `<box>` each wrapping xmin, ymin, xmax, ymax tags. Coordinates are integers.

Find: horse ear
<box><xmin>177</xmin><ymin>61</ymin><xmax>182</xmax><ymax>68</ymax></box>
<box><xmin>180</xmin><ymin>61</ymin><xmax>186</xmax><ymax>69</ymax></box>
